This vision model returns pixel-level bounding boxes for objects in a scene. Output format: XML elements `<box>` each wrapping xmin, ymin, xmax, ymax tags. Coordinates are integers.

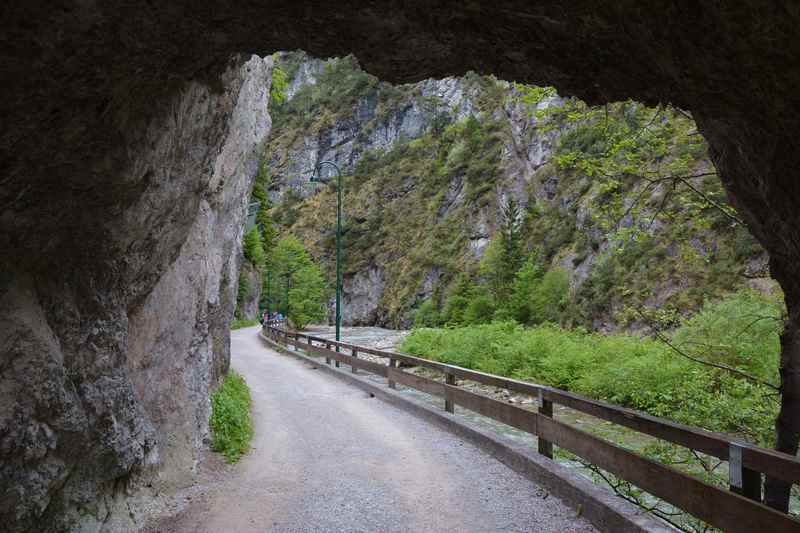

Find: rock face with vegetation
<box><xmin>236</xmin><ymin>246</ymin><xmax>264</xmax><ymax>321</ymax></box>
<box><xmin>4</xmin><ymin>2</ymin><xmax>800</xmax><ymax>525</ymax></box>
<box><xmin>0</xmin><ymin>56</ymin><xmax>271</xmax><ymax>532</ymax></box>
<box><xmin>265</xmin><ymin>52</ymin><xmax>772</xmax><ymax>331</ymax></box>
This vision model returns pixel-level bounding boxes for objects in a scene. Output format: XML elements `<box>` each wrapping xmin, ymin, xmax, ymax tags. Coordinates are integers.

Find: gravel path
<box><xmin>148</xmin><ymin>326</ymin><xmax>596</xmax><ymax>533</ymax></box>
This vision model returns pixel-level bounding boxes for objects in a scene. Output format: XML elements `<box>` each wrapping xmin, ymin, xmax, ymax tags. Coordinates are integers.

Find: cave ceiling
<box><xmin>3</xmin><ymin>1</ymin><xmax>799</xmax><ymax>295</ymax></box>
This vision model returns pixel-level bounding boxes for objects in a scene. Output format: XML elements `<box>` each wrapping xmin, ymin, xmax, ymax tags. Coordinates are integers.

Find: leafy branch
<box><xmin>634</xmin><ymin>307</ymin><xmax>780</xmax><ymax>391</ymax></box>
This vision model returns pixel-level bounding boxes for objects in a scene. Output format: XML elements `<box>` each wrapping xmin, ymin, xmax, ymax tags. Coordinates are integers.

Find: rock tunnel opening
<box><xmin>3</xmin><ymin>2</ymin><xmax>800</xmax><ymax>530</ymax></box>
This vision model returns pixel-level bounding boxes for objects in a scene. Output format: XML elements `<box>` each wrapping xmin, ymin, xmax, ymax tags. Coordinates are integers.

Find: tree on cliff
<box><xmin>242</xmin><ymin>227</ymin><xmax>266</xmax><ymax>270</ymax></box>
<box><xmin>270</xmin><ymin>236</ymin><xmax>328</xmax><ymax>328</ymax></box>
<box><xmin>480</xmin><ymin>198</ymin><xmax>523</xmax><ymax>303</ymax></box>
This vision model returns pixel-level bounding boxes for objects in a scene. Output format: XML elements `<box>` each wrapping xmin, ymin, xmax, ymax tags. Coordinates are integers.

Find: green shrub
<box><xmin>414</xmin><ymin>299</ymin><xmax>441</xmax><ymax>328</ymax></box>
<box><xmin>270</xmin><ymin>63</ymin><xmax>288</xmax><ymax>107</ymax></box>
<box><xmin>506</xmin><ymin>257</ymin><xmax>544</xmax><ymax>324</ymax></box>
<box><xmin>530</xmin><ymin>268</ymin><xmax>569</xmax><ymax>324</ymax></box>
<box><xmin>401</xmin><ymin>290</ymin><xmax>782</xmax><ymax>444</ymax></box>
<box><xmin>235</xmin><ymin>272</ymin><xmax>250</xmax><ymax>320</ymax></box>
<box><xmin>671</xmin><ymin>289</ymin><xmax>783</xmax><ymax>384</ymax></box>
<box><xmin>463</xmin><ymin>294</ymin><xmax>495</xmax><ymax>324</ymax></box>
<box><xmin>209</xmin><ymin>371</ymin><xmax>254</xmax><ymax>462</ymax></box>
<box><xmin>287</xmin><ymin>264</ymin><xmax>328</xmax><ymax>329</ymax></box>
<box><xmin>230</xmin><ymin>318</ymin><xmax>259</xmax><ymax>330</ymax></box>
<box><xmin>270</xmin><ymin>236</ymin><xmax>330</xmax><ymax>328</ymax></box>
<box><xmin>243</xmin><ymin>226</ymin><xmax>266</xmax><ymax>269</ymax></box>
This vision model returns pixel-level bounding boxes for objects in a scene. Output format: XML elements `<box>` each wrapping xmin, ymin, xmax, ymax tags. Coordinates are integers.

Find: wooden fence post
<box><xmin>325</xmin><ymin>342</ymin><xmax>331</xmax><ymax>365</ymax></box>
<box><xmin>351</xmin><ymin>348</ymin><xmax>358</xmax><ymax>374</ymax></box>
<box><xmin>388</xmin><ymin>359</ymin><xmax>397</xmax><ymax>389</ymax></box>
<box><xmin>538</xmin><ymin>389</ymin><xmax>553</xmax><ymax>459</ymax></box>
<box><xmin>445</xmin><ymin>372</ymin><xmax>456</xmax><ymax>413</ymax></box>
<box><xmin>729</xmin><ymin>442</ymin><xmax>762</xmax><ymax>502</ymax></box>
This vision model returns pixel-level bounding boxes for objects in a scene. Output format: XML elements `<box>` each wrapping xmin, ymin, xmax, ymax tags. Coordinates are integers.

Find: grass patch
<box><xmin>230</xmin><ymin>318</ymin><xmax>260</xmax><ymax>330</ymax></box>
<box><xmin>210</xmin><ymin>371</ymin><xmax>254</xmax><ymax>463</ymax></box>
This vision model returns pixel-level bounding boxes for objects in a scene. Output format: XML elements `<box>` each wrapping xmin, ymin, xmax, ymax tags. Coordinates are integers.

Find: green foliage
<box><xmin>269</xmin><ymin>236</ymin><xmax>329</xmax><ymax>328</ymax></box>
<box><xmin>671</xmin><ymin>290</ymin><xmax>783</xmax><ymax>385</ymax></box>
<box><xmin>513</xmin><ymin>84</ymin><xmax>557</xmax><ymax>108</ymax></box>
<box><xmin>440</xmin><ymin>275</ymin><xmax>477</xmax><ymax>326</ymax></box>
<box><xmin>456</xmin><ymin>245</ymin><xmax>568</xmax><ymax>328</ymax></box>
<box><xmin>271</xmin><ymin>234</ymin><xmax>314</xmax><ymax>274</ymax></box>
<box><xmin>209</xmin><ymin>371</ymin><xmax>254</xmax><ymax>463</ymax></box>
<box><xmin>273</xmin><ymin>55</ymin><xmax>378</xmax><ymax>128</ymax></box>
<box><xmin>243</xmin><ymin>226</ymin><xmax>266</xmax><ymax>269</ymax></box>
<box><xmin>266</xmin><ymin>54</ymin><xmax>763</xmax><ymax>330</ymax></box>
<box><xmin>507</xmin><ymin>256</ymin><xmax>544</xmax><ymax>323</ymax></box>
<box><xmin>530</xmin><ymin>268</ymin><xmax>570</xmax><ymax>324</ymax></box>
<box><xmin>478</xmin><ymin>236</ymin><xmax>504</xmax><ymax>299</ymax></box>
<box><xmin>497</xmin><ymin>198</ymin><xmax>524</xmax><ymax>297</ymax></box>
<box><xmin>288</xmin><ymin>264</ymin><xmax>328</xmax><ymax>328</ymax></box>
<box><xmin>230</xmin><ymin>318</ymin><xmax>259</xmax><ymax>330</ymax></box>
<box><xmin>463</xmin><ymin>292</ymin><xmax>495</xmax><ymax>324</ymax></box>
<box><xmin>414</xmin><ymin>299</ymin><xmax>441</xmax><ymax>328</ymax></box>
<box><xmin>402</xmin><ymin>289</ymin><xmax>783</xmax><ymax>445</ymax></box>
<box><xmin>252</xmin><ymin>161</ymin><xmax>278</xmax><ymax>253</ymax></box>
<box><xmin>270</xmin><ymin>62</ymin><xmax>288</xmax><ymax>107</ymax></box>
<box><xmin>235</xmin><ymin>271</ymin><xmax>249</xmax><ymax>320</ymax></box>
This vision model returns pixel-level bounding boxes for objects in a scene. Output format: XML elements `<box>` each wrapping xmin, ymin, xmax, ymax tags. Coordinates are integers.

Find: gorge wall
<box><xmin>3</xmin><ymin>1</ymin><xmax>800</xmax><ymax>528</ymax></box>
<box><xmin>265</xmin><ymin>53</ymin><xmax>770</xmax><ymax>330</ymax></box>
<box><xmin>0</xmin><ymin>56</ymin><xmax>271</xmax><ymax>531</ymax></box>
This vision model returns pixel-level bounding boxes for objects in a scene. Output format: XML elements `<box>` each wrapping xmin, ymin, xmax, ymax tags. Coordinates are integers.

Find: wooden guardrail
<box><xmin>265</xmin><ymin>325</ymin><xmax>800</xmax><ymax>532</ymax></box>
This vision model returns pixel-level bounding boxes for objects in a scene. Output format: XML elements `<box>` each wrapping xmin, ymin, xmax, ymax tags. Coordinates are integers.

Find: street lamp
<box><xmin>309</xmin><ymin>160</ymin><xmax>343</xmax><ymax>347</ymax></box>
<box><xmin>266</xmin><ymin>269</ymin><xmax>272</xmax><ymax>319</ymax></box>
<box><xmin>284</xmin><ymin>271</ymin><xmax>291</xmax><ymax>317</ymax></box>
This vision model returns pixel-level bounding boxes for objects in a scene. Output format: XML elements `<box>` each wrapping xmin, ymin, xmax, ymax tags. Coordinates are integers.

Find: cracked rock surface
<box><xmin>1</xmin><ymin>55</ymin><xmax>272</xmax><ymax>532</ymax></box>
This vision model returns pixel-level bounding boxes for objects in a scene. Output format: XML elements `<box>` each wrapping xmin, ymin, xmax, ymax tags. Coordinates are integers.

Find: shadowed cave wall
<box><xmin>3</xmin><ymin>1</ymin><xmax>800</xmax><ymax>530</ymax></box>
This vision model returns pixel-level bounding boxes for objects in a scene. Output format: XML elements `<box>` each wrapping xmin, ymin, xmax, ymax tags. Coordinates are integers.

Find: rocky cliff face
<box><xmin>237</xmin><ymin>261</ymin><xmax>263</xmax><ymax>320</ymax></box>
<box><xmin>0</xmin><ymin>56</ymin><xmax>271</xmax><ymax>532</ymax></box>
<box><xmin>265</xmin><ymin>54</ymin><xmax>770</xmax><ymax>330</ymax></box>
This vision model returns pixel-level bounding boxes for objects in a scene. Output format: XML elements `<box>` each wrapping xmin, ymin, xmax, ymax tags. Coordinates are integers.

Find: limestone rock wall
<box><xmin>237</xmin><ymin>261</ymin><xmax>263</xmax><ymax>321</ymax></box>
<box><xmin>0</xmin><ymin>55</ymin><xmax>272</xmax><ymax>532</ymax></box>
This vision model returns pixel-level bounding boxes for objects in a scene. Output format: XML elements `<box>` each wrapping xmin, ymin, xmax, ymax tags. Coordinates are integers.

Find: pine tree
<box><xmin>251</xmin><ymin>162</ymin><xmax>277</xmax><ymax>253</ymax></box>
<box><xmin>497</xmin><ymin>197</ymin><xmax>523</xmax><ymax>299</ymax></box>
<box><xmin>508</xmin><ymin>256</ymin><xmax>544</xmax><ymax>324</ymax></box>
<box><xmin>269</xmin><ymin>236</ymin><xmax>330</xmax><ymax>327</ymax></box>
<box><xmin>242</xmin><ymin>227</ymin><xmax>265</xmax><ymax>270</ymax></box>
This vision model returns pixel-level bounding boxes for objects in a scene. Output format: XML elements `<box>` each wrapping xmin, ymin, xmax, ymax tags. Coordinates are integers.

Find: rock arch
<box><xmin>2</xmin><ymin>2</ymin><xmax>800</xmax><ymax>529</ymax></box>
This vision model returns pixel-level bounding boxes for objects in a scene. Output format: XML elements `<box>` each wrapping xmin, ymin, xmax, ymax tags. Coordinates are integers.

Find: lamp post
<box><xmin>266</xmin><ymin>269</ymin><xmax>272</xmax><ymax>318</ymax></box>
<box><xmin>309</xmin><ymin>161</ymin><xmax>343</xmax><ymax>346</ymax></box>
<box><xmin>284</xmin><ymin>271</ymin><xmax>290</xmax><ymax>318</ymax></box>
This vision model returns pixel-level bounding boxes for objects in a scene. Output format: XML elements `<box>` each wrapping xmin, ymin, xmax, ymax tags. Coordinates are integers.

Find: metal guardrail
<box><xmin>264</xmin><ymin>325</ymin><xmax>800</xmax><ymax>532</ymax></box>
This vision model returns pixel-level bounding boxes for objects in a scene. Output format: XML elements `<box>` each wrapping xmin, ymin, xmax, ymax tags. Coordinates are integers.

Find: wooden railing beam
<box><xmin>264</xmin><ymin>325</ymin><xmax>800</xmax><ymax>523</ymax></box>
<box><xmin>538</xmin><ymin>389</ymin><xmax>553</xmax><ymax>459</ymax></box>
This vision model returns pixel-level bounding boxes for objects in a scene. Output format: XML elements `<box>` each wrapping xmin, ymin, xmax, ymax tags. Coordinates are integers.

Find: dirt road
<box><xmin>149</xmin><ymin>326</ymin><xmax>595</xmax><ymax>533</ymax></box>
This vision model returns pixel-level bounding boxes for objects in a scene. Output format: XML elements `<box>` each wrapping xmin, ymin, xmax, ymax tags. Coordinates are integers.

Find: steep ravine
<box><xmin>5</xmin><ymin>2</ymin><xmax>800</xmax><ymax>525</ymax></box>
<box><xmin>265</xmin><ymin>53</ymin><xmax>773</xmax><ymax>330</ymax></box>
<box><xmin>0</xmin><ymin>56</ymin><xmax>272</xmax><ymax>532</ymax></box>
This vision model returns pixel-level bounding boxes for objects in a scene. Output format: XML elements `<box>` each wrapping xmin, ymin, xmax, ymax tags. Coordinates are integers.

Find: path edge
<box><xmin>259</xmin><ymin>331</ymin><xmax>672</xmax><ymax>533</ymax></box>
